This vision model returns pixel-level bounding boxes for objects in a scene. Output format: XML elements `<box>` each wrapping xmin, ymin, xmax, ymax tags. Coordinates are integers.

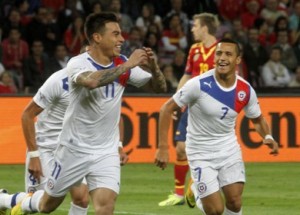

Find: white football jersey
<box><xmin>59</xmin><ymin>53</ymin><xmax>152</xmax><ymax>154</ymax></box>
<box><xmin>173</xmin><ymin>69</ymin><xmax>261</xmax><ymax>161</ymax></box>
<box><xmin>33</xmin><ymin>69</ymin><xmax>69</xmax><ymax>148</ymax></box>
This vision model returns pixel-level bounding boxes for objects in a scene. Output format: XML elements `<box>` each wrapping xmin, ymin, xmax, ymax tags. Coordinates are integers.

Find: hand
<box><xmin>172</xmin><ymin>110</ymin><xmax>179</xmax><ymax>120</ymax></box>
<box><xmin>126</xmin><ymin>49</ymin><xmax>148</xmax><ymax>68</ymax></box>
<box><xmin>28</xmin><ymin>157</ymin><xmax>44</xmax><ymax>183</ymax></box>
<box><xmin>154</xmin><ymin>148</ymin><xmax>169</xmax><ymax>170</ymax></box>
<box><xmin>119</xmin><ymin>147</ymin><xmax>129</xmax><ymax>165</ymax></box>
<box><xmin>263</xmin><ymin>138</ymin><xmax>279</xmax><ymax>156</ymax></box>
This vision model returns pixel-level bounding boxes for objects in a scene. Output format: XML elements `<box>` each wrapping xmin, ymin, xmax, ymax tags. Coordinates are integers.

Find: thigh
<box><xmin>218</xmin><ymin>159</ymin><xmax>245</xmax><ymax>188</ymax></box>
<box><xmin>87</xmin><ymin>153</ymin><xmax>120</xmax><ymax>194</ymax></box>
<box><xmin>44</xmin><ymin>145</ymin><xmax>88</xmax><ymax>197</ymax></box>
<box><xmin>189</xmin><ymin>162</ymin><xmax>220</xmax><ymax>199</ymax></box>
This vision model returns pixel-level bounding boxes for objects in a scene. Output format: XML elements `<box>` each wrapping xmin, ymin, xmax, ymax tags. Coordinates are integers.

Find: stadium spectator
<box><xmin>23</xmin><ymin>40</ymin><xmax>51</xmax><ymax>94</ymax></box>
<box><xmin>274</xmin><ymin>29</ymin><xmax>298</xmax><ymax>72</ymax></box>
<box><xmin>0</xmin><ymin>70</ymin><xmax>18</xmax><ymax>94</ymax></box>
<box><xmin>289</xmin><ymin>1</ymin><xmax>300</xmax><ymax>45</ymax></box>
<box><xmin>243</xmin><ymin>27</ymin><xmax>269</xmax><ymax>87</ymax></box>
<box><xmin>1</xmin><ymin>27</ymin><xmax>29</xmax><ymax>90</ymax></box>
<box><xmin>26</xmin><ymin>6</ymin><xmax>61</xmax><ymax>56</ymax></box>
<box><xmin>4</xmin><ymin>12</ymin><xmax>166</xmax><ymax>215</ymax></box>
<box><xmin>121</xmin><ymin>26</ymin><xmax>143</xmax><ymax>57</ymax></box>
<box><xmin>289</xmin><ymin>65</ymin><xmax>300</xmax><ymax>87</ymax></box>
<box><xmin>90</xmin><ymin>1</ymin><xmax>103</xmax><ymax>14</ymax></box>
<box><xmin>155</xmin><ymin>38</ymin><xmax>279</xmax><ymax>215</ymax></box>
<box><xmin>261</xmin><ymin>45</ymin><xmax>291</xmax><ymax>87</ymax></box>
<box><xmin>63</xmin><ymin>15</ymin><xmax>85</xmax><ymax>57</ymax></box>
<box><xmin>161</xmin><ymin>64</ymin><xmax>178</xmax><ymax>93</ymax></box>
<box><xmin>171</xmin><ymin>49</ymin><xmax>186</xmax><ymax>81</ymax></box>
<box><xmin>165</xmin><ymin>0</ymin><xmax>190</xmax><ymax>34</ymax></box>
<box><xmin>158</xmin><ymin>13</ymin><xmax>218</xmax><ymax>207</ymax></box>
<box><xmin>161</xmin><ymin>13</ymin><xmax>188</xmax><ymax>64</ymax></box>
<box><xmin>217</xmin><ymin>0</ymin><xmax>241</xmax><ymax>24</ymax></box>
<box><xmin>107</xmin><ymin>0</ymin><xmax>133</xmax><ymax>38</ymax></box>
<box><xmin>260</xmin><ymin>0</ymin><xmax>287</xmax><ymax>28</ymax></box>
<box><xmin>15</xmin><ymin>0</ymin><xmax>34</xmax><ymax>26</ymax></box>
<box><xmin>241</xmin><ymin>0</ymin><xmax>261</xmax><ymax>30</ymax></box>
<box><xmin>1</xmin><ymin>8</ymin><xmax>27</xmax><ymax>40</ymax></box>
<box><xmin>143</xmin><ymin>31</ymin><xmax>161</xmax><ymax>58</ymax></box>
<box><xmin>135</xmin><ymin>2</ymin><xmax>163</xmax><ymax>36</ymax></box>
<box><xmin>49</xmin><ymin>43</ymin><xmax>70</xmax><ymax>73</ymax></box>
<box><xmin>230</xmin><ymin>19</ymin><xmax>248</xmax><ymax>45</ymax></box>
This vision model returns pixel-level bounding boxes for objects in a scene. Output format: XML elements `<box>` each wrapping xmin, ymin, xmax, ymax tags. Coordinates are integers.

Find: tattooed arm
<box><xmin>76</xmin><ymin>49</ymin><xmax>149</xmax><ymax>89</ymax></box>
<box><xmin>141</xmin><ymin>47</ymin><xmax>167</xmax><ymax>93</ymax></box>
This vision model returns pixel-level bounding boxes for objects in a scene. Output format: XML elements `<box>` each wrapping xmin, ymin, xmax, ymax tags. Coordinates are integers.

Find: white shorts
<box><xmin>189</xmin><ymin>149</ymin><xmax>245</xmax><ymax>198</ymax></box>
<box><xmin>25</xmin><ymin>147</ymin><xmax>88</xmax><ymax>193</ymax></box>
<box><xmin>25</xmin><ymin>147</ymin><xmax>55</xmax><ymax>192</ymax></box>
<box><xmin>44</xmin><ymin>145</ymin><xmax>120</xmax><ymax>197</ymax></box>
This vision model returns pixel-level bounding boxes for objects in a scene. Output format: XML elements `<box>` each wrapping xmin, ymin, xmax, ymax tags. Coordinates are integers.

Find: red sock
<box><xmin>174</xmin><ymin>159</ymin><xmax>189</xmax><ymax>196</ymax></box>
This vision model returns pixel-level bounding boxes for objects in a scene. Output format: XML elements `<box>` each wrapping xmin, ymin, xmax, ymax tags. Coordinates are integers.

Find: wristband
<box><xmin>264</xmin><ymin>134</ymin><xmax>274</xmax><ymax>140</ymax></box>
<box><xmin>28</xmin><ymin>150</ymin><xmax>40</xmax><ymax>158</ymax></box>
<box><xmin>118</xmin><ymin>141</ymin><xmax>123</xmax><ymax>148</ymax></box>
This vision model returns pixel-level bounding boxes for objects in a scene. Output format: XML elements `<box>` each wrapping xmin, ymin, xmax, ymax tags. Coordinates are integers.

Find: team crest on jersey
<box><xmin>47</xmin><ymin>179</ymin><xmax>55</xmax><ymax>190</ymax></box>
<box><xmin>197</xmin><ymin>182</ymin><xmax>207</xmax><ymax>194</ymax></box>
<box><xmin>237</xmin><ymin>91</ymin><xmax>247</xmax><ymax>101</ymax></box>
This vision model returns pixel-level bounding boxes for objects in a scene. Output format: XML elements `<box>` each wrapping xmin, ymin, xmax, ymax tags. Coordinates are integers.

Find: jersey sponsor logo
<box><xmin>203</xmin><ymin>81</ymin><xmax>212</xmax><ymax>88</ymax></box>
<box><xmin>197</xmin><ymin>182</ymin><xmax>207</xmax><ymax>194</ymax></box>
<box><xmin>238</xmin><ymin>91</ymin><xmax>246</xmax><ymax>101</ymax></box>
<box><xmin>47</xmin><ymin>178</ymin><xmax>55</xmax><ymax>190</ymax></box>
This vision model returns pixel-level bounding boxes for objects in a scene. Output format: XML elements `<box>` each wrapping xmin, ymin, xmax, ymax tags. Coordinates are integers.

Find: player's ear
<box><xmin>235</xmin><ymin>55</ymin><xmax>242</xmax><ymax>65</ymax></box>
<box><xmin>92</xmin><ymin>33</ymin><xmax>102</xmax><ymax>43</ymax></box>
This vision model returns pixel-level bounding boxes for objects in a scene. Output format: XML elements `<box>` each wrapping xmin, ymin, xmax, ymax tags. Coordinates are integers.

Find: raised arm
<box><xmin>140</xmin><ymin>47</ymin><xmax>167</xmax><ymax>93</ymax></box>
<box><xmin>22</xmin><ymin>100</ymin><xmax>44</xmax><ymax>182</ymax></box>
<box><xmin>155</xmin><ymin>98</ymin><xmax>181</xmax><ymax>170</ymax></box>
<box><xmin>76</xmin><ymin>49</ymin><xmax>149</xmax><ymax>89</ymax></box>
<box><xmin>250</xmin><ymin>114</ymin><xmax>279</xmax><ymax>155</ymax></box>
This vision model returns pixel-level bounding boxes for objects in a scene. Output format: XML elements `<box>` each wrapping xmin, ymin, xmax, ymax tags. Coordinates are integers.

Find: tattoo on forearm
<box><xmin>151</xmin><ymin>68</ymin><xmax>167</xmax><ymax>93</ymax></box>
<box><xmin>88</xmin><ymin>66</ymin><xmax>129</xmax><ymax>87</ymax></box>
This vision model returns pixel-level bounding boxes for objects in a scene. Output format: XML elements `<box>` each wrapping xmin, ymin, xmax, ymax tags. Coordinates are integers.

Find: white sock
<box><xmin>191</xmin><ymin>183</ymin><xmax>206</xmax><ymax>214</ymax></box>
<box><xmin>0</xmin><ymin>192</ymin><xmax>27</xmax><ymax>209</ymax></box>
<box><xmin>21</xmin><ymin>190</ymin><xmax>44</xmax><ymax>213</ymax></box>
<box><xmin>68</xmin><ymin>202</ymin><xmax>89</xmax><ymax>215</ymax></box>
<box><xmin>224</xmin><ymin>207</ymin><xmax>242</xmax><ymax>215</ymax></box>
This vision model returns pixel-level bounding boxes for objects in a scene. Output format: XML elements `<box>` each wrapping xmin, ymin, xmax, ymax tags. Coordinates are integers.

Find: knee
<box><xmin>204</xmin><ymin>204</ymin><xmax>224</xmax><ymax>215</ymax></box>
<box><xmin>226</xmin><ymin>196</ymin><xmax>242</xmax><ymax>212</ymax></box>
<box><xmin>94</xmin><ymin>202</ymin><xmax>114</xmax><ymax>215</ymax></box>
<box><xmin>72</xmin><ymin>193</ymin><xmax>90</xmax><ymax>208</ymax></box>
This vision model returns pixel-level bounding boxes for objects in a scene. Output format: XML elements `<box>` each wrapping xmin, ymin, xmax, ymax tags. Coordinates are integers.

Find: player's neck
<box><xmin>203</xmin><ymin>35</ymin><xmax>217</xmax><ymax>48</ymax></box>
<box><xmin>215</xmin><ymin>72</ymin><xmax>236</xmax><ymax>88</ymax></box>
<box><xmin>88</xmin><ymin>48</ymin><xmax>112</xmax><ymax>65</ymax></box>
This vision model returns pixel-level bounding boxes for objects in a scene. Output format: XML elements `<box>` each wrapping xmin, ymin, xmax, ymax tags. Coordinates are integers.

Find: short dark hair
<box><xmin>218</xmin><ymin>38</ymin><xmax>241</xmax><ymax>56</ymax></box>
<box><xmin>84</xmin><ymin>12</ymin><xmax>119</xmax><ymax>42</ymax></box>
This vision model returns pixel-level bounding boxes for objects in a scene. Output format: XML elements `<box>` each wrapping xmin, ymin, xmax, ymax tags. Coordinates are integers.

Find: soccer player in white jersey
<box><xmin>3</xmin><ymin>12</ymin><xmax>166</xmax><ymax>215</ymax></box>
<box><xmin>0</xmin><ymin>68</ymin><xmax>128</xmax><ymax>215</ymax></box>
<box><xmin>155</xmin><ymin>38</ymin><xmax>278</xmax><ymax>215</ymax></box>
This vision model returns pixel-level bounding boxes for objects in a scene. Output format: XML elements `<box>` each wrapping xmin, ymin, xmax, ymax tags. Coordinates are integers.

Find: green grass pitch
<box><xmin>1</xmin><ymin>163</ymin><xmax>299</xmax><ymax>215</ymax></box>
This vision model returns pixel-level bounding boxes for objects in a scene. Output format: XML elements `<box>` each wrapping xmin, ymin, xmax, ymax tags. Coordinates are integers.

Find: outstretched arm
<box><xmin>22</xmin><ymin>100</ymin><xmax>44</xmax><ymax>183</ymax></box>
<box><xmin>155</xmin><ymin>98</ymin><xmax>181</xmax><ymax>170</ymax></box>
<box><xmin>250</xmin><ymin>115</ymin><xmax>279</xmax><ymax>155</ymax></box>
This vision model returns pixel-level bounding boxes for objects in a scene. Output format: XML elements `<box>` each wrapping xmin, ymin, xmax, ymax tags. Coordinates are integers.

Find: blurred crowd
<box><xmin>0</xmin><ymin>0</ymin><xmax>300</xmax><ymax>94</ymax></box>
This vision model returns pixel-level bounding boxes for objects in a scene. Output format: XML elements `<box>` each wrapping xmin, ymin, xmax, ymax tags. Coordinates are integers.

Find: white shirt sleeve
<box><xmin>127</xmin><ymin>66</ymin><xmax>152</xmax><ymax>88</ymax></box>
<box><xmin>33</xmin><ymin>72</ymin><xmax>62</xmax><ymax>109</ymax></box>
<box><xmin>67</xmin><ymin>57</ymin><xmax>91</xmax><ymax>84</ymax></box>
<box><xmin>244</xmin><ymin>86</ymin><xmax>261</xmax><ymax>119</ymax></box>
<box><xmin>173</xmin><ymin>78</ymin><xmax>199</xmax><ymax>107</ymax></box>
